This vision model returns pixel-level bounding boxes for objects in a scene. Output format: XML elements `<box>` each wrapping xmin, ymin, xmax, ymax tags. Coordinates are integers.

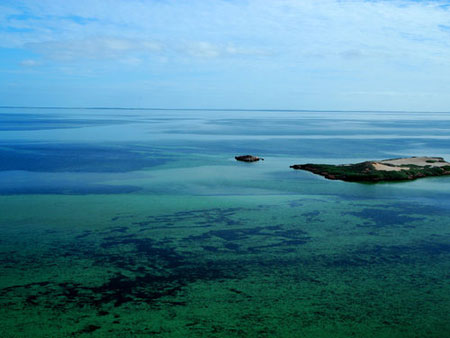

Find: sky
<box><xmin>1</xmin><ymin>0</ymin><xmax>450</xmax><ymax>111</ymax></box>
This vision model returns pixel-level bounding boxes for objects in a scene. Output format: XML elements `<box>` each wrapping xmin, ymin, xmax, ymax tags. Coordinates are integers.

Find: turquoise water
<box><xmin>0</xmin><ymin>108</ymin><xmax>449</xmax><ymax>337</ymax></box>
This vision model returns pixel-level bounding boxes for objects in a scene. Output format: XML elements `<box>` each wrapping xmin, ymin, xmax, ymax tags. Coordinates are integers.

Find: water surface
<box><xmin>0</xmin><ymin>108</ymin><xmax>449</xmax><ymax>337</ymax></box>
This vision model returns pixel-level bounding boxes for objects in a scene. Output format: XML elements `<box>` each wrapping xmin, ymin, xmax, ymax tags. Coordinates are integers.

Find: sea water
<box><xmin>0</xmin><ymin>108</ymin><xmax>449</xmax><ymax>337</ymax></box>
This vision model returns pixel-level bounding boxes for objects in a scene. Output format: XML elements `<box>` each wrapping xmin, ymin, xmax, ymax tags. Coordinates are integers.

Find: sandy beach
<box><xmin>373</xmin><ymin>157</ymin><xmax>450</xmax><ymax>171</ymax></box>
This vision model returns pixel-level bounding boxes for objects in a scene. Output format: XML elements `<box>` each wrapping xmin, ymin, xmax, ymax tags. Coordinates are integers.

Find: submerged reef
<box><xmin>291</xmin><ymin>157</ymin><xmax>450</xmax><ymax>182</ymax></box>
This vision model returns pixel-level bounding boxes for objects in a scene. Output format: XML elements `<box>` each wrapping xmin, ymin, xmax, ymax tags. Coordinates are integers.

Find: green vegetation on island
<box><xmin>290</xmin><ymin>157</ymin><xmax>450</xmax><ymax>182</ymax></box>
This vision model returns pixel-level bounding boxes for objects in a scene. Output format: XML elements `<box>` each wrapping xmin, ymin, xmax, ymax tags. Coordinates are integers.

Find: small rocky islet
<box><xmin>235</xmin><ymin>155</ymin><xmax>264</xmax><ymax>162</ymax></box>
<box><xmin>236</xmin><ymin>155</ymin><xmax>450</xmax><ymax>182</ymax></box>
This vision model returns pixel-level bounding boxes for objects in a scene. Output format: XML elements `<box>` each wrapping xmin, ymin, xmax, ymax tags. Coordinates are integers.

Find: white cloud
<box><xmin>343</xmin><ymin>90</ymin><xmax>440</xmax><ymax>97</ymax></box>
<box><xmin>183</xmin><ymin>41</ymin><xmax>268</xmax><ymax>58</ymax></box>
<box><xmin>26</xmin><ymin>37</ymin><xmax>163</xmax><ymax>61</ymax></box>
<box><xmin>20</xmin><ymin>59</ymin><xmax>40</xmax><ymax>67</ymax></box>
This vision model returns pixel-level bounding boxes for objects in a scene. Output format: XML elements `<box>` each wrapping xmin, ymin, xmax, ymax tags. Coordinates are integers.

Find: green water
<box><xmin>0</xmin><ymin>109</ymin><xmax>449</xmax><ymax>337</ymax></box>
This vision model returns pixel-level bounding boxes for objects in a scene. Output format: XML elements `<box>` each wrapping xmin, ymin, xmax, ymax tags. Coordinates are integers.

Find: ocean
<box><xmin>0</xmin><ymin>107</ymin><xmax>449</xmax><ymax>336</ymax></box>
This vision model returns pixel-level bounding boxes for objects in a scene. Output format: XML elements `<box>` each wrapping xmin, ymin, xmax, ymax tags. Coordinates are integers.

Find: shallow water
<box><xmin>0</xmin><ymin>108</ymin><xmax>449</xmax><ymax>337</ymax></box>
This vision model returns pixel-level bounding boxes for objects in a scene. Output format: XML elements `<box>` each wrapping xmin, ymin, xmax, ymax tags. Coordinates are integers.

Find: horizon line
<box><xmin>0</xmin><ymin>105</ymin><xmax>449</xmax><ymax>114</ymax></box>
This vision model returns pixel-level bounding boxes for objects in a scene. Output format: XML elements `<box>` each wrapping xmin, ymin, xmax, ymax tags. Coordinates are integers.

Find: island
<box><xmin>290</xmin><ymin>157</ymin><xmax>450</xmax><ymax>182</ymax></box>
<box><xmin>235</xmin><ymin>155</ymin><xmax>264</xmax><ymax>162</ymax></box>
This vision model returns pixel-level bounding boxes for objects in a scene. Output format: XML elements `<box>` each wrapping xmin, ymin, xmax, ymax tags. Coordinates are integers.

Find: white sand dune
<box><xmin>372</xmin><ymin>157</ymin><xmax>450</xmax><ymax>171</ymax></box>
